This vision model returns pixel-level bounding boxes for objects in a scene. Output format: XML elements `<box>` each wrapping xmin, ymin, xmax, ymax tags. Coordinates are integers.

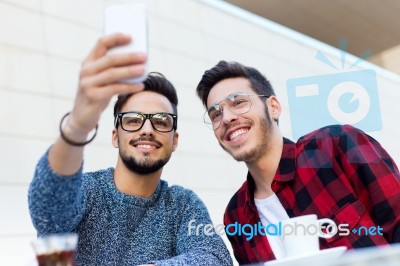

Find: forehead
<box><xmin>207</xmin><ymin>77</ymin><xmax>253</xmax><ymax>108</ymax></box>
<box><xmin>121</xmin><ymin>91</ymin><xmax>174</xmax><ymax>113</ymax></box>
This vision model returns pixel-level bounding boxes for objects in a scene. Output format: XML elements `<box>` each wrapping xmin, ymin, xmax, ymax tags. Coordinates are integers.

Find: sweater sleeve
<box><xmin>28</xmin><ymin>149</ymin><xmax>88</xmax><ymax>235</ymax></box>
<box><xmin>153</xmin><ymin>189</ymin><xmax>233</xmax><ymax>266</ymax></box>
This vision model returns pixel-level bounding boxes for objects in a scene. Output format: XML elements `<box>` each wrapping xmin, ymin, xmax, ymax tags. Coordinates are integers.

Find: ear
<box><xmin>172</xmin><ymin>131</ymin><xmax>179</xmax><ymax>152</ymax></box>
<box><xmin>268</xmin><ymin>96</ymin><xmax>282</xmax><ymax>121</ymax></box>
<box><xmin>112</xmin><ymin>128</ymin><xmax>119</xmax><ymax>148</ymax></box>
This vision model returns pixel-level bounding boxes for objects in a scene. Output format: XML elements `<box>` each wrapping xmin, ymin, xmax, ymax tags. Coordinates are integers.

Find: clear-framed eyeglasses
<box><xmin>115</xmin><ymin>112</ymin><xmax>177</xmax><ymax>133</ymax></box>
<box><xmin>204</xmin><ymin>92</ymin><xmax>270</xmax><ymax>130</ymax></box>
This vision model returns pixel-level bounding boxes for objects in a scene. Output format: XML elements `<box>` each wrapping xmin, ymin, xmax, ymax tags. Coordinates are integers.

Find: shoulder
<box><xmin>163</xmin><ymin>182</ymin><xmax>192</xmax><ymax>197</ymax></box>
<box><xmin>83</xmin><ymin>167</ymin><xmax>114</xmax><ymax>179</ymax></box>
<box><xmin>295</xmin><ymin>125</ymin><xmax>385</xmax><ymax>164</ymax></box>
<box><xmin>81</xmin><ymin>167</ymin><xmax>114</xmax><ymax>188</ymax></box>
<box><xmin>299</xmin><ymin>124</ymin><xmax>355</xmax><ymax>140</ymax></box>
<box><xmin>161</xmin><ymin>181</ymin><xmax>204</xmax><ymax>206</ymax></box>
<box><xmin>297</xmin><ymin>124</ymin><xmax>372</xmax><ymax>145</ymax></box>
<box><xmin>160</xmin><ymin>182</ymin><xmax>213</xmax><ymax>220</ymax></box>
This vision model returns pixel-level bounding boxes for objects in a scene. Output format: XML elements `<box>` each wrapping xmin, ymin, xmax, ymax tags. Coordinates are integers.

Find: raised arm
<box><xmin>50</xmin><ymin>34</ymin><xmax>146</xmax><ymax>175</ymax></box>
<box><xmin>29</xmin><ymin>34</ymin><xmax>147</xmax><ymax>234</ymax></box>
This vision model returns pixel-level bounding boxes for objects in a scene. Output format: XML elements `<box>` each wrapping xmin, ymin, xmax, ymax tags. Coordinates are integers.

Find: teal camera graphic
<box><xmin>287</xmin><ymin>41</ymin><xmax>382</xmax><ymax>140</ymax></box>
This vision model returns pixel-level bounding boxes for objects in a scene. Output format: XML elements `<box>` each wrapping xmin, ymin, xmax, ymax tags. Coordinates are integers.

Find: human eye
<box><xmin>154</xmin><ymin>119</ymin><xmax>168</xmax><ymax>126</ymax></box>
<box><xmin>152</xmin><ymin>114</ymin><xmax>173</xmax><ymax>128</ymax></box>
<box><xmin>123</xmin><ymin>114</ymin><xmax>143</xmax><ymax>125</ymax></box>
<box><xmin>232</xmin><ymin>95</ymin><xmax>249</xmax><ymax>107</ymax></box>
<box><xmin>209</xmin><ymin>107</ymin><xmax>222</xmax><ymax>122</ymax></box>
<box><xmin>127</xmin><ymin>118</ymin><xmax>141</xmax><ymax>124</ymax></box>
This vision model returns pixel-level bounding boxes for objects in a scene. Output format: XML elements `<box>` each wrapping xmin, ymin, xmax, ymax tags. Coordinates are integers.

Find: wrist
<box><xmin>60</xmin><ymin>112</ymin><xmax>98</xmax><ymax>146</ymax></box>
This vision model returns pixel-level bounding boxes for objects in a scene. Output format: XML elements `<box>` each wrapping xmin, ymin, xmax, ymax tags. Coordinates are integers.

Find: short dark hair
<box><xmin>113</xmin><ymin>72</ymin><xmax>178</xmax><ymax>128</ymax></box>
<box><xmin>196</xmin><ymin>60</ymin><xmax>275</xmax><ymax>107</ymax></box>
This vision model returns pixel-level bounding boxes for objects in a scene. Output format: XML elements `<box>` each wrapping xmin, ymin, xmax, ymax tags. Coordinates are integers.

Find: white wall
<box><xmin>1</xmin><ymin>0</ymin><xmax>399</xmax><ymax>265</ymax></box>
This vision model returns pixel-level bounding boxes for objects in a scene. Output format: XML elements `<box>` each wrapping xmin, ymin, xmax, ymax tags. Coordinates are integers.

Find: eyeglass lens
<box><xmin>121</xmin><ymin>113</ymin><xmax>174</xmax><ymax>132</ymax></box>
<box><xmin>207</xmin><ymin>94</ymin><xmax>252</xmax><ymax>125</ymax></box>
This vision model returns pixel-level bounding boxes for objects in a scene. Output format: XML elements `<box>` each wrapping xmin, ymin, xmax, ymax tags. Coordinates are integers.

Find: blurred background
<box><xmin>1</xmin><ymin>0</ymin><xmax>399</xmax><ymax>264</ymax></box>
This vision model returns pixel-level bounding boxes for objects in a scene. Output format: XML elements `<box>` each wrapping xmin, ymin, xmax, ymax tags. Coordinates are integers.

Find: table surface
<box><xmin>332</xmin><ymin>244</ymin><xmax>400</xmax><ymax>266</ymax></box>
<box><xmin>246</xmin><ymin>244</ymin><xmax>400</xmax><ymax>266</ymax></box>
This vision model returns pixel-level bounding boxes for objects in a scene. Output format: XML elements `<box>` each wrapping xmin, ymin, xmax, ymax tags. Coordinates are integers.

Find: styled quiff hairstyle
<box><xmin>196</xmin><ymin>60</ymin><xmax>275</xmax><ymax>108</ymax></box>
<box><xmin>113</xmin><ymin>72</ymin><xmax>178</xmax><ymax>128</ymax></box>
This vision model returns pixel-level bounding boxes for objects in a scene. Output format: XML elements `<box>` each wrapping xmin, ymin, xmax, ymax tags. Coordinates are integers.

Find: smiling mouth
<box><xmin>228</xmin><ymin>127</ymin><xmax>250</xmax><ymax>141</ymax></box>
<box><xmin>134</xmin><ymin>144</ymin><xmax>159</xmax><ymax>150</ymax></box>
<box><xmin>130</xmin><ymin>137</ymin><xmax>162</xmax><ymax>150</ymax></box>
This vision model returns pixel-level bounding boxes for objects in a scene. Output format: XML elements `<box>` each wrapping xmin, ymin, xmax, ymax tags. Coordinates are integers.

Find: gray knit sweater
<box><xmin>28</xmin><ymin>152</ymin><xmax>233</xmax><ymax>266</ymax></box>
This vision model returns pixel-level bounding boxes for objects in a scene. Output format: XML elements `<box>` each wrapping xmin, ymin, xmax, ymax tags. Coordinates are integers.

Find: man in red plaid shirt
<box><xmin>196</xmin><ymin>60</ymin><xmax>400</xmax><ymax>265</ymax></box>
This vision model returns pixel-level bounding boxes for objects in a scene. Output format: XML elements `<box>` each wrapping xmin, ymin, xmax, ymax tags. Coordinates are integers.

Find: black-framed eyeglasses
<box><xmin>115</xmin><ymin>112</ymin><xmax>177</xmax><ymax>133</ymax></box>
<box><xmin>204</xmin><ymin>92</ymin><xmax>270</xmax><ymax>130</ymax></box>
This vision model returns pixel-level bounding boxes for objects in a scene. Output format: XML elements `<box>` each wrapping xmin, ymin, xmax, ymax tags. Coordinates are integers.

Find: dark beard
<box><xmin>118</xmin><ymin>136</ymin><xmax>171</xmax><ymax>175</ymax></box>
<box><xmin>220</xmin><ymin>105</ymin><xmax>273</xmax><ymax>162</ymax></box>
<box><xmin>120</xmin><ymin>152</ymin><xmax>168</xmax><ymax>175</ymax></box>
<box><xmin>231</xmin><ymin>116</ymin><xmax>271</xmax><ymax>162</ymax></box>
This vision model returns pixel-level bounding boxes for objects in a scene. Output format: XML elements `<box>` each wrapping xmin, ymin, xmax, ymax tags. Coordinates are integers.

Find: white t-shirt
<box><xmin>254</xmin><ymin>193</ymin><xmax>289</xmax><ymax>260</ymax></box>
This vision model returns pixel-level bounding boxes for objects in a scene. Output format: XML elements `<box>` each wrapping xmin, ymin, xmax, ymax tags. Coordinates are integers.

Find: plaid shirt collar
<box><xmin>243</xmin><ymin>137</ymin><xmax>296</xmax><ymax>214</ymax></box>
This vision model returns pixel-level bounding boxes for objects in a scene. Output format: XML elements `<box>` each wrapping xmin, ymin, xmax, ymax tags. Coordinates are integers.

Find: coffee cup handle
<box><xmin>317</xmin><ymin>218</ymin><xmax>337</xmax><ymax>239</ymax></box>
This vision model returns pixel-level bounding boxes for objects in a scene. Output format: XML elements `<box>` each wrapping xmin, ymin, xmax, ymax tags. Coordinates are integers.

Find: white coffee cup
<box><xmin>280</xmin><ymin>214</ymin><xmax>335</xmax><ymax>258</ymax></box>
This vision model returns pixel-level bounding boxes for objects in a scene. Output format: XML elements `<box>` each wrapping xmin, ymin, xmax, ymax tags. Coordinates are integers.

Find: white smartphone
<box><xmin>104</xmin><ymin>4</ymin><xmax>148</xmax><ymax>83</ymax></box>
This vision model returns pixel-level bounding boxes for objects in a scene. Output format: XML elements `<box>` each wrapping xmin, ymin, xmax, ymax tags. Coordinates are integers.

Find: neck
<box><xmin>246</xmin><ymin>130</ymin><xmax>283</xmax><ymax>199</ymax></box>
<box><xmin>113</xmin><ymin>158</ymin><xmax>162</xmax><ymax>198</ymax></box>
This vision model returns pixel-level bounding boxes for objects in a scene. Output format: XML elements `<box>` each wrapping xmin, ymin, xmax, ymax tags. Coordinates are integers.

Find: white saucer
<box><xmin>334</xmin><ymin>244</ymin><xmax>400</xmax><ymax>266</ymax></box>
<box><xmin>264</xmin><ymin>246</ymin><xmax>347</xmax><ymax>266</ymax></box>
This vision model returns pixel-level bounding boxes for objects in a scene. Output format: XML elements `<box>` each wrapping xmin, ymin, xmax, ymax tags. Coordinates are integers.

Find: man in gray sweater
<box><xmin>28</xmin><ymin>34</ymin><xmax>232</xmax><ymax>266</ymax></box>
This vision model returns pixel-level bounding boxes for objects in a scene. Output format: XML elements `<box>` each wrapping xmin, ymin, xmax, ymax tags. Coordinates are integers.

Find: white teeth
<box><xmin>137</xmin><ymin>144</ymin><xmax>155</xmax><ymax>149</ymax></box>
<box><xmin>229</xmin><ymin>129</ymin><xmax>249</xmax><ymax>140</ymax></box>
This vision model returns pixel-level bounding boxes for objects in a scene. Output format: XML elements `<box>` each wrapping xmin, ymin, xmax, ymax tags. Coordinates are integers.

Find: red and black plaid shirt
<box><xmin>224</xmin><ymin>125</ymin><xmax>400</xmax><ymax>265</ymax></box>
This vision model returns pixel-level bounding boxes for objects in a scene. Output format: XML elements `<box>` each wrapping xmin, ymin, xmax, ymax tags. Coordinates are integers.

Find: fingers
<box><xmin>84</xmin><ymin>33</ymin><xmax>131</xmax><ymax>62</ymax></box>
<box><xmin>80</xmin><ymin>34</ymin><xmax>147</xmax><ymax>90</ymax></box>
<box><xmin>73</xmin><ymin>34</ymin><xmax>147</xmax><ymax>123</ymax></box>
<box><xmin>82</xmin><ymin>64</ymin><xmax>145</xmax><ymax>88</ymax></box>
<box><xmin>81</xmin><ymin>52</ymin><xmax>147</xmax><ymax>77</ymax></box>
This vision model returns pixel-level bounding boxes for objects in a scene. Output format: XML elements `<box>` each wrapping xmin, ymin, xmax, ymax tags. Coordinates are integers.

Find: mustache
<box><xmin>129</xmin><ymin>136</ymin><xmax>163</xmax><ymax>147</ymax></box>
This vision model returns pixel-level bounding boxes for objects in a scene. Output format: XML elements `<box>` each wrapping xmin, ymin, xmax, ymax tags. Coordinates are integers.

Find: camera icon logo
<box><xmin>287</xmin><ymin>68</ymin><xmax>382</xmax><ymax>140</ymax></box>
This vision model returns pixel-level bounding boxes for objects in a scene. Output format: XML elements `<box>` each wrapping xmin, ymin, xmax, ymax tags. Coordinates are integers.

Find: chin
<box><xmin>232</xmin><ymin>152</ymin><xmax>253</xmax><ymax>162</ymax></box>
<box><xmin>230</xmin><ymin>143</ymin><xmax>262</xmax><ymax>162</ymax></box>
<box><xmin>225</xmin><ymin>147</ymin><xmax>247</xmax><ymax>162</ymax></box>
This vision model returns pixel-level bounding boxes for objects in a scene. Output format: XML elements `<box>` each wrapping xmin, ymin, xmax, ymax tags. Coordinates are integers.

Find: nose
<box><xmin>139</xmin><ymin>119</ymin><xmax>155</xmax><ymax>134</ymax></box>
<box><xmin>220</xmin><ymin>105</ymin><xmax>239</xmax><ymax>125</ymax></box>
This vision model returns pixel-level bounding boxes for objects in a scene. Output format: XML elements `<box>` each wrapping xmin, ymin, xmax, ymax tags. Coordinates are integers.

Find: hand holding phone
<box><xmin>104</xmin><ymin>4</ymin><xmax>148</xmax><ymax>83</ymax></box>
